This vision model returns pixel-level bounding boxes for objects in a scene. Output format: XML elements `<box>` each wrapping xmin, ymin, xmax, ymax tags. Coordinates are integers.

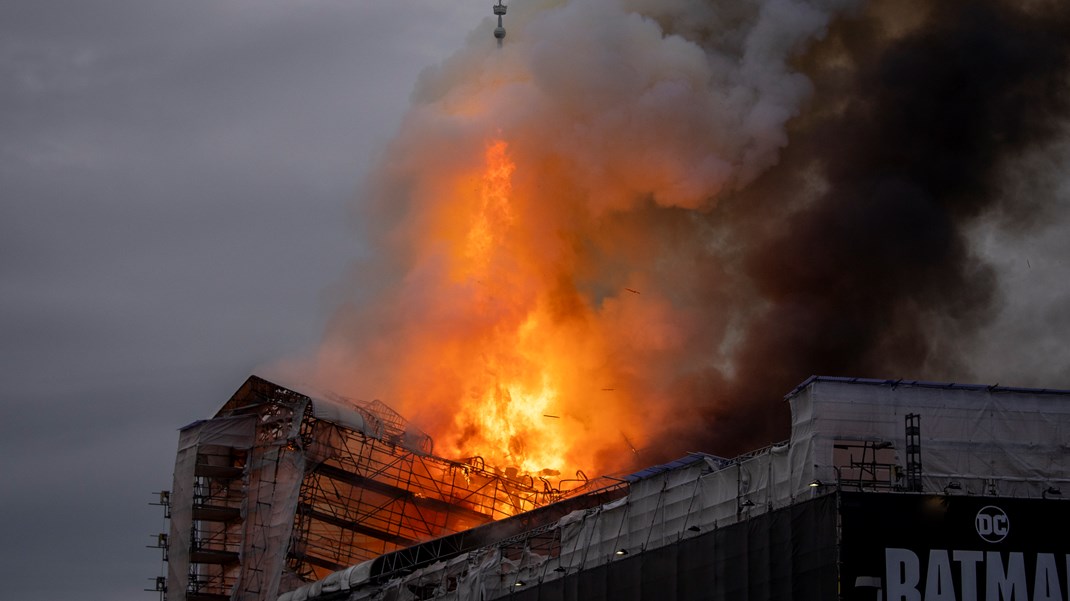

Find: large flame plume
<box><xmin>279</xmin><ymin>0</ymin><xmax>1070</xmax><ymax>479</ymax></box>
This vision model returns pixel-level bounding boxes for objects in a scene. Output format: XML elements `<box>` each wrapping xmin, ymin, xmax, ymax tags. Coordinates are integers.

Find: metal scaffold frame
<box><xmin>287</xmin><ymin>390</ymin><xmax>567</xmax><ymax>582</ymax></box>
<box><xmin>162</xmin><ymin>375</ymin><xmax>581</xmax><ymax>601</ymax></box>
<box><xmin>188</xmin><ymin>445</ymin><xmax>246</xmax><ymax>600</ymax></box>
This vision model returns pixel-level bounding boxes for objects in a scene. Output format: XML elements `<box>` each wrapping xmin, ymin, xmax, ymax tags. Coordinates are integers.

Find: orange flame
<box><xmin>446</xmin><ymin>140</ymin><xmax>570</xmax><ymax>473</ymax></box>
<box><xmin>289</xmin><ymin>0</ymin><xmax>863</xmax><ymax>491</ymax></box>
<box><xmin>304</xmin><ymin>133</ymin><xmax>674</xmax><ymax>483</ymax></box>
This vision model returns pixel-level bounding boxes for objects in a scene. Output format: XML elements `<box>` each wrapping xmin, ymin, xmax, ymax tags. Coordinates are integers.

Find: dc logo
<box><xmin>975</xmin><ymin>506</ymin><xmax>1009</xmax><ymax>543</ymax></box>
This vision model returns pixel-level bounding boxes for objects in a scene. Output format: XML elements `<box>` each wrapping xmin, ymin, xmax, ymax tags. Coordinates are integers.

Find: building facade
<box><xmin>157</xmin><ymin>377</ymin><xmax>1070</xmax><ymax>601</ymax></box>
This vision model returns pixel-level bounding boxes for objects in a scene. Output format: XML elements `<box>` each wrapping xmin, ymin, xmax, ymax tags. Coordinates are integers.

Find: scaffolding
<box><xmin>161</xmin><ymin>376</ymin><xmax>579</xmax><ymax>601</ymax></box>
<box><xmin>830</xmin><ymin>440</ymin><xmax>900</xmax><ymax>490</ymax></box>
<box><xmin>904</xmin><ymin>413</ymin><xmax>923</xmax><ymax>492</ymax></box>
<box><xmin>275</xmin><ymin>376</ymin><xmax>1070</xmax><ymax>601</ymax></box>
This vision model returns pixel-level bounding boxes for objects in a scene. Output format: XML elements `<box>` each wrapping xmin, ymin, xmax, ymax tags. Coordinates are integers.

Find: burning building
<box><xmin>153</xmin><ymin>375</ymin><xmax>1070</xmax><ymax>601</ymax></box>
<box><xmin>155</xmin><ymin>375</ymin><xmax>612</xmax><ymax>601</ymax></box>
<box><xmin>301</xmin><ymin>0</ymin><xmax>1070</xmax><ymax>479</ymax></box>
<box><xmin>149</xmin><ymin>1</ymin><xmax>1070</xmax><ymax>599</ymax></box>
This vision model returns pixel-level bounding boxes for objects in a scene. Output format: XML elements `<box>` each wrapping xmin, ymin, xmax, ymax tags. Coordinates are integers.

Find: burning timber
<box><xmin>154</xmin><ymin>376</ymin><xmax>1070</xmax><ymax>601</ymax></box>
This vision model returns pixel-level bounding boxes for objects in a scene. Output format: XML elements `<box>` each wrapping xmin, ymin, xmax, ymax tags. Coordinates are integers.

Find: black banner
<box><xmin>839</xmin><ymin>492</ymin><xmax>1070</xmax><ymax>601</ymax></box>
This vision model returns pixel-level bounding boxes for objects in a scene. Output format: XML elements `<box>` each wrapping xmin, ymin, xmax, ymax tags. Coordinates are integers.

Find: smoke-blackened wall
<box><xmin>286</xmin><ymin>0</ymin><xmax>1070</xmax><ymax>472</ymax></box>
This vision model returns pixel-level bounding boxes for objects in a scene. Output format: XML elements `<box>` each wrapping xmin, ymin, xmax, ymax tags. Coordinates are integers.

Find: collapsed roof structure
<box><xmin>154</xmin><ymin>376</ymin><xmax>1070</xmax><ymax>601</ymax></box>
<box><xmin>158</xmin><ymin>376</ymin><xmax>606</xmax><ymax>601</ymax></box>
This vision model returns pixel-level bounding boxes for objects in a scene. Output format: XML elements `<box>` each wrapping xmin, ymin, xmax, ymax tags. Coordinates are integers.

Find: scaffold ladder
<box><xmin>905</xmin><ymin>413</ymin><xmax>922</xmax><ymax>492</ymax></box>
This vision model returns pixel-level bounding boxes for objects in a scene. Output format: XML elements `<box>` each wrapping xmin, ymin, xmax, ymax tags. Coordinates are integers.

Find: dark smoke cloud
<box><xmin>302</xmin><ymin>0</ymin><xmax>1070</xmax><ymax>473</ymax></box>
<box><xmin>667</xmin><ymin>0</ymin><xmax>1070</xmax><ymax>456</ymax></box>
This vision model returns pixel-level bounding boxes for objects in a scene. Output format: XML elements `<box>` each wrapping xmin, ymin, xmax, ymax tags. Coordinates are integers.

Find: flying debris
<box><xmin>493</xmin><ymin>1</ymin><xmax>507</xmax><ymax>47</ymax></box>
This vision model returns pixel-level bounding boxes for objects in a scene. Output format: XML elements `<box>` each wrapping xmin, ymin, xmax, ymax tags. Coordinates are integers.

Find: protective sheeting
<box><xmin>232</xmin><ymin>395</ymin><xmax>309</xmax><ymax>601</ymax></box>
<box><xmin>169</xmin><ymin>375</ymin><xmax>582</xmax><ymax>601</ymax></box>
<box><xmin>788</xmin><ymin>377</ymin><xmax>1070</xmax><ymax>498</ymax></box>
<box><xmin>282</xmin><ymin>377</ymin><xmax>1070</xmax><ymax>601</ymax></box>
<box><xmin>167</xmin><ymin>382</ymin><xmax>310</xmax><ymax>601</ymax></box>
<box><xmin>168</xmin><ymin>415</ymin><xmax>256</xmax><ymax>601</ymax></box>
<box><xmin>266</xmin><ymin>375</ymin><xmax>431</xmax><ymax>455</ymax></box>
<box><xmin>177</xmin><ymin>416</ymin><xmax>259</xmax><ymax>452</ymax></box>
<box><xmin>235</xmin><ymin>445</ymin><xmax>306</xmax><ymax>601</ymax></box>
<box><xmin>334</xmin><ymin>489</ymin><xmax>837</xmax><ymax>601</ymax></box>
<box><xmin>277</xmin><ymin>555</ymin><xmax>373</xmax><ymax>600</ymax></box>
<box><xmin>551</xmin><ymin>452</ymin><xmax>812</xmax><ymax>581</ymax></box>
<box><xmin>329</xmin><ymin>452</ymin><xmax>822</xmax><ymax>601</ymax></box>
<box><xmin>508</xmin><ymin>496</ymin><xmax>837</xmax><ymax>601</ymax></box>
<box><xmin>307</xmin><ymin>397</ymin><xmax>368</xmax><ymax>440</ymax></box>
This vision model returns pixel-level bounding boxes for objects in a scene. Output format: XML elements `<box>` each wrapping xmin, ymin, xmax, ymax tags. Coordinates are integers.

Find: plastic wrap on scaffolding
<box><xmin>168</xmin><ymin>415</ymin><xmax>256</xmax><ymax>601</ymax></box>
<box><xmin>505</xmin><ymin>495</ymin><xmax>837</xmax><ymax>601</ymax></box>
<box><xmin>788</xmin><ymin>378</ymin><xmax>1070</xmax><ymax>497</ymax></box>
<box><xmin>235</xmin><ymin>445</ymin><xmax>305</xmax><ymax>601</ymax></box>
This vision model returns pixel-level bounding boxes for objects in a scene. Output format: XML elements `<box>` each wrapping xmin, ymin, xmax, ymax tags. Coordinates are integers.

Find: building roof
<box><xmin>784</xmin><ymin>375</ymin><xmax>1070</xmax><ymax>401</ymax></box>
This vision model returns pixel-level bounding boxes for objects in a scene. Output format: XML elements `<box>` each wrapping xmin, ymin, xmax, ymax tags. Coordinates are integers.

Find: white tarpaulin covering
<box><xmin>279</xmin><ymin>377</ymin><xmax>1070</xmax><ymax>601</ymax></box>
<box><xmin>235</xmin><ymin>444</ymin><xmax>306</xmax><ymax>601</ymax></box>
<box><xmin>788</xmin><ymin>377</ymin><xmax>1070</xmax><ymax>498</ymax></box>
<box><xmin>168</xmin><ymin>416</ymin><xmax>256</xmax><ymax>601</ymax></box>
<box><xmin>307</xmin><ymin>396</ymin><xmax>368</xmax><ymax>438</ymax></box>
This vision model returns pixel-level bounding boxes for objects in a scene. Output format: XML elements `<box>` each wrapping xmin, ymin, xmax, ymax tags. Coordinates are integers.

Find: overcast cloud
<box><xmin>0</xmin><ymin>1</ymin><xmax>485</xmax><ymax>599</ymax></box>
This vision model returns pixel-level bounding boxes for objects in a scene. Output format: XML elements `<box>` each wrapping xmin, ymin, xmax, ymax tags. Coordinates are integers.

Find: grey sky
<box><xmin>0</xmin><ymin>1</ymin><xmax>485</xmax><ymax>599</ymax></box>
